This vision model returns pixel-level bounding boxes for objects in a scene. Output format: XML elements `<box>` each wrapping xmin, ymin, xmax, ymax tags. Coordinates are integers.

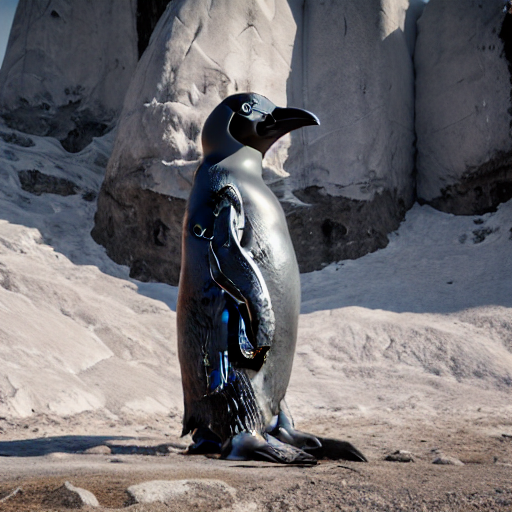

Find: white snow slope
<box><xmin>0</xmin><ymin>122</ymin><xmax>511</xmax><ymax>437</ymax></box>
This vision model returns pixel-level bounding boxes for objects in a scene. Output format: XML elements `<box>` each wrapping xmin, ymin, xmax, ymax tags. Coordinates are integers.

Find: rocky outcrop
<box><xmin>415</xmin><ymin>0</ymin><xmax>512</xmax><ymax>215</ymax></box>
<box><xmin>282</xmin><ymin>0</ymin><xmax>417</xmax><ymax>272</ymax></box>
<box><xmin>93</xmin><ymin>0</ymin><xmax>419</xmax><ymax>283</ymax></box>
<box><xmin>92</xmin><ymin>0</ymin><xmax>299</xmax><ymax>283</ymax></box>
<box><xmin>0</xmin><ymin>0</ymin><xmax>139</xmax><ymax>152</ymax></box>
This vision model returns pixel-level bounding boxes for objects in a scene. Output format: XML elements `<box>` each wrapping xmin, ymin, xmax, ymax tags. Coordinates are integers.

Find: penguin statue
<box><xmin>177</xmin><ymin>93</ymin><xmax>366</xmax><ymax>464</ymax></box>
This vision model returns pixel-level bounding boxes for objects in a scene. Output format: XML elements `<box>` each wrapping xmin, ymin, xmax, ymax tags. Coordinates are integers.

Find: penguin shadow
<box><xmin>0</xmin><ymin>435</ymin><xmax>186</xmax><ymax>457</ymax></box>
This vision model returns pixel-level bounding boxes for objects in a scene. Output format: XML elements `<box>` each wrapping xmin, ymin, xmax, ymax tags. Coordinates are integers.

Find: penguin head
<box><xmin>201</xmin><ymin>93</ymin><xmax>319</xmax><ymax>158</ymax></box>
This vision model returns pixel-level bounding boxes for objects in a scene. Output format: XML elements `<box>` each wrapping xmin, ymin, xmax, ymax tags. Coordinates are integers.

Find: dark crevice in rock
<box><xmin>500</xmin><ymin>2</ymin><xmax>512</xmax><ymax>128</ymax></box>
<box><xmin>2</xmin><ymin>104</ymin><xmax>111</xmax><ymax>153</ymax></box>
<box><xmin>91</xmin><ymin>183</ymin><xmax>185</xmax><ymax>285</ymax></box>
<box><xmin>59</xmin><ymin>119</ymin><xmax>109</xmax><ymax>153</ymax></box>
<box><xmin>136</xmin><ymin>0</ymin><xmax>173</xmax><ymax>58</ymax></box>
<box><xmin>283</xmin><ymin>187</ymin><xmax>409</xmax><ymax>273</ymax></box>
<box><xmin>421</xmin><ymin>151</ymin><xmax>512</xmax><ymax>215</ymax></box>
<box><xmin>18</xmin><ymin>170</ymin><xmax>78</xmax><ymax>196</ymax></box>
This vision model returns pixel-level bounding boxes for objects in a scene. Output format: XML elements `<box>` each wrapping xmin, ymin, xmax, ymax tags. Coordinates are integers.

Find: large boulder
<box><xmin>92</xmin><ymin>0</ymin><xmax>419</xmax><ymax>284</ymax></box>
<box><xmin>92</xmin><ymin>0</ymin><xmax>298</xmax><ymax>284</ymax></box>
<box><xmin>282</xmin><ymin>0</ymin><xmax>417</xmax><ymax>271</ymax></box>
<box><xmin>0</xmin><ymin>0</ymin><xmax>139</xmax><ymax>152</ymax></box>
<box><xmin>415</xmin><ymin>0</ymin><xmax>512</xmax><ymax>215</ymax></box>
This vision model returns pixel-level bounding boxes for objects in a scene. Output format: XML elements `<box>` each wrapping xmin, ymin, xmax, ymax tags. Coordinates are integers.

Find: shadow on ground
<box><xmin>0</xmin><ymin>436</ymin><xmax>129</xmax><ymax>457</ymax></box>
<box><xmin>0</xmin><ymin>435</ymin><xmax>186</xmax><ymax>457</ymax></box>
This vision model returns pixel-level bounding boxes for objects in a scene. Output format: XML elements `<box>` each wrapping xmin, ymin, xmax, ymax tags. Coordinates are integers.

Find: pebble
<box><xmin>432</xmin><ymin>455</ymin><xmax>464</xmax><ymax>466</ymax></box>
<box><xmin>385</xmin><ymin>450</ymin><xmax>415</xmax><ymax>462</ymax></box>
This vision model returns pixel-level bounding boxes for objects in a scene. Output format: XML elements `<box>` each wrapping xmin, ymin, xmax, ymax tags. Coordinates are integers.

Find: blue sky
<box><xmin>0</xmin><ymin>0</ymin><xmax>19</xmax><ymax>68</ymax></box>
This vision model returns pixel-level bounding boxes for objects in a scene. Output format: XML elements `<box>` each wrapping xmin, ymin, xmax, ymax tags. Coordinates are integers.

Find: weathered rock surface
<box><xmin>126</xmin><ymin>479</ymin><xmax>237</xmax><ymax>508</ymax></box>
<box><xmin>433</xmin><ymin>455</ymin><xmax>465</xmax><ymax>466</ymax></box>
<box><xmin>0</xmin><ymin>0</ymin><xmax>139</xmax><ymax>152</ymax></box>
<box><xmin>92</xmin><ymin>0</ymin><xmax>298</xmax><ymax>283</ymax></box>
<box><xmin>283</xmin><ymin>0</ymin><xmax>418</xmax><ymax>272</ymax></box>
<box><xmin>385</xmin><ymin>450</ymin><xmax>415</xmax><ymax>462</ymax></box>
<box><xmin>42</xmin><ymin>481</ymin><xmax>99</xmax><ymax>508</ymax></box>
<box><xmin>93</xmin><ymin>0</ymin><xmax>419</xmax><ymax>283</ymax></box>
<box><xmin>415</xmin><ymin>0</ymin><xmax>512</xmax><ymax>215</ymax></box>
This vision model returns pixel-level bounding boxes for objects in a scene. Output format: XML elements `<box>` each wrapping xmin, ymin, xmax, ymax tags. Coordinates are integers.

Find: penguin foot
<box><xmin>269</xmin><ymin>410</ymin><xmax>323</xmax><ymax>453</ymax></box>
<box><xmin>186</xmin><ymin>427</ymin><xmax>222</xmax><ymax>455</ymax></box>
<box><xmin>313</xmin><ymin>437</ymin><xmax>368</xmax><ymax>462</ymax></box>
<box><xmin>269</xmin><ymin>411</ymin><xmax>367</xmax><ymax>462</ymax></box>
<box><xmin>221</xmin><ymin>432</ymin><xmax>317</xmax><ymax>465</ymax></box>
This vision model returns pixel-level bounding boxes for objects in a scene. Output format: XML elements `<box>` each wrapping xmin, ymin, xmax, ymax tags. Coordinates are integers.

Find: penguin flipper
<box><xmin>221</xmin><ymin>432</ymin><xmax>317</xmax><ymax>465</ymax></box>
<box><xmin>209</xmin><ymin>187</ymin><xmax>275</xmax><ymax>352</ymax></box>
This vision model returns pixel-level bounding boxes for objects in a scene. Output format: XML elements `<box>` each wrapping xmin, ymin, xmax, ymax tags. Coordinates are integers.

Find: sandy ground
<box><xmin>1</xmin><ymin>125</ymin><xmax>512</xmax><ymax>510</ymax></box>
<box><xmin>0</xmin><ymin>413</ymin><xmax>511</xmax><ymax>511</ymax></box>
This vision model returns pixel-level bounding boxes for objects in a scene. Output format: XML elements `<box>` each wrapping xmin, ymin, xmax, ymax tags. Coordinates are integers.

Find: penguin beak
<box><xmin>257</xmin><ymin>107</ymin><xmax>320</xmax><ymax>138</ymax></box>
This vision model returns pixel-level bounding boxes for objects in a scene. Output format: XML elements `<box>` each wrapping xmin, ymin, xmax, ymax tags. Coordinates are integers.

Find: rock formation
<box><xmin>282</xmin><ymin>0</ymin><xmax>417</xmax><ymax>272</ymax></box>
<box><xmin>0</xmin><ymin>0</ymin><xmax>139</xmax><ymax>152</ymax></box>
<box><xmin>415</xmin><ymin>0</ymin><xmax>512</xmax><ymax>214</ymax></box>
<box><xmin>4</xmin><ymin>0</ymin><xmax>509</xmax><ymax>282</ymax></box>
<box><xmin>93</xmin><ymin>0</ymin><xmax>420</xmax><ymax>284</ymax></box>
<box><xmin>92</xmin><ymin>0</ymin><xmax>299</xmax><ymax>284</ymax></box>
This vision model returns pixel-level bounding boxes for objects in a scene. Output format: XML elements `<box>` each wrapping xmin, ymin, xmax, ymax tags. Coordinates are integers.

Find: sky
<box><xmin>0</xmin><ymin>0</ymin><xmax>18</xmax><ymax>69</ymax></box>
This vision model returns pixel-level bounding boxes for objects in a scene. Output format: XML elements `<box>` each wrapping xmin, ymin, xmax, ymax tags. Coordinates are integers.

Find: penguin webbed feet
<box><xmin>267</xmin><ymin>411</ymin><xmax>368</xmax><ymax>463</ymax></box>
<box><xmin>184</xmin><ymin>412</ymin><xmax>367</xmax><ymax>464</ymax></box>
<box><xmin>221</xmin><ymin>431</ymin><xmax>317</xmax><ymax>465</ymax></box>
<box><xmin>184</xmin><ymin>428</ymin><xmax>315</xmax><ymax>464</ymax></box>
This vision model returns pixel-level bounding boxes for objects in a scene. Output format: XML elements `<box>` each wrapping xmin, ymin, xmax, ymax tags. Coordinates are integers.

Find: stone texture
<box><xmin>415</xmin><ymin>0</ymin><xmax>512</xmax><ymax>215</ymax></box>
<box><xmin>93</xmin><ymin>0</ymin><xmax>419</xmax><ymax>283</ymax></box>
<box><xmin>433</xmin><ymin>455</ymin><xmax>465</xmax><ymax>466</ymax></box>
<box><xmin>0</xmin><ymin>0</ymin><xmax>138</xmax><ymax>152</ymax></box>
<box><xmin>126</xmin><ymin>479</ymin><xmax>237</xmax><ymax>508</ymax></box>
<box><xmin>385</xmin><ymin>450</ymin><xmax>415</xmax><ymax>462</ymax></box>
<box><xmin>18</xmin><ymin>169</ymin><xmax>79</xmax><ymax>197</ymax></box>
<box><xmin>281</xmin><ymin>0</ymin><xmax>419</xmax><ymax>271</ymax></box>
<box><xmin>83</xmin><ymin>445</ymin><xmax>112</xmax><ymax>455</ymax></box>
<box><xmin>42</xmin><ymin>481</ymin><xmax>99</xmax><ymax>508</ymax></box>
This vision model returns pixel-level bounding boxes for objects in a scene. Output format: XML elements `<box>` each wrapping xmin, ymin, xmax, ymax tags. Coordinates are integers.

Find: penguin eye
<box><xmin>239</xmin><ymin>103</ymin><xmax>252</xmax><ymax>115</ymax></box>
